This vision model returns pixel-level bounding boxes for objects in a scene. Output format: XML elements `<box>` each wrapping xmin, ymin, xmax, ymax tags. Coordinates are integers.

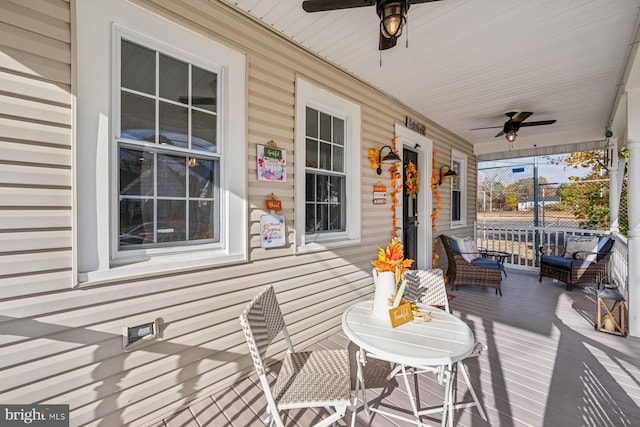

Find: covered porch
<box><xmin>161</xmin><ymin>268</ymin><xmax>640</xmax><ymax>426</ymax></box>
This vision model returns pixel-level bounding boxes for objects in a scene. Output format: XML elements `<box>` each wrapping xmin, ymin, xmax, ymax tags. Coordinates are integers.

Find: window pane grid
<box><xmin>119</xmin><ymin>37</ymin><xmax>219</xmax><ymax>249</ymax></box>
<box><xmin>304</xmin><ymin>106</ymin><xmax>346</xmax><ymax>234</ymax></box>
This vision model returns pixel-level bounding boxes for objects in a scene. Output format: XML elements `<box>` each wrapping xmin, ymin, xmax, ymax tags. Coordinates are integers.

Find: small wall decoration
<box><xmin>257</xmin><ymin>141</ymin><xmax>286</xmax><ymax>182</ymax></box>
<box><xmin>373</xmin><ymin>183</ymin><xmax>387</xmax><ymax>204</ymax></box>
<box><xmin>260</xmin><ymin>213</ymin><xmax>286</xmax><ymax>248</ymax></box>
<box><xmin>261</xmin><ymin>193</ymin><xmax>286</xmax><ymax>248</ymax></box>
<box><xmin>265</xmin><ymin>193</ymin><xmax>283</xmax><ymax>211</ymax></box>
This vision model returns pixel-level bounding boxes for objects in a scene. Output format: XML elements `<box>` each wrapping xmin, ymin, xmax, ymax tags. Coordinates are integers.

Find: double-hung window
<box><xmin>76</xmin><ymin>0</ymin><xmax>246</xmax><ymax>283</ymax></box>
<box><xmin>118</xmin><ymin>39</ymin><xmax>220</xmax><ymax>249</ymax></box>
<box><xmin>304</xmin><ymin>107</ymin><xmax>346</xmax><ymax>233</ymax></box>
<box><xmin>295</xmin><ymin>79</ymin><xmax>361</xmax><ymax>251</ymax></box>
<box><xmin>451</xmin><ymin>149</ymin><xmax>467</xmax><ymax>227</ymax></box>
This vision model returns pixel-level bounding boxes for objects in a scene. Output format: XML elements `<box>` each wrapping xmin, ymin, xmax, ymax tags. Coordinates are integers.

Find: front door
<box><xmin>403</xmin><ymin>148</ymin><xmax>418</xmax><ymax>268</ymax></box>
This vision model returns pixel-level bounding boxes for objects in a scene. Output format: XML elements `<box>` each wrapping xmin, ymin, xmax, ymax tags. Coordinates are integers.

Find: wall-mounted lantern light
<box><xmin>439</xmin><ymin>165</ymin><xmax>457</xmax><ymax>185</ymax></box>
<box><xmin>376</xmin><ymin>145</ymin><xmax>401</xmax><ymax>175</ymax></box>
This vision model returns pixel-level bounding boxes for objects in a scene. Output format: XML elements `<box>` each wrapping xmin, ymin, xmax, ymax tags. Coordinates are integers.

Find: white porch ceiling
<box><xmin>223</xmin><ymin>0</ymin><xmax>640</xmax><ymax>160</ymax></box>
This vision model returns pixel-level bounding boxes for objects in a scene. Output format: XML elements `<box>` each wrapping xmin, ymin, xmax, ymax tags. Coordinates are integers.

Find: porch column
<box><xmin>608</xmin><ymin>138</ymin><xmax>620</xmax><ymax>233</ymax></box>
<box><xmin>626</xmin><ymin>87</ymin><xmax>640</xmax><ymax>338</ymax></box>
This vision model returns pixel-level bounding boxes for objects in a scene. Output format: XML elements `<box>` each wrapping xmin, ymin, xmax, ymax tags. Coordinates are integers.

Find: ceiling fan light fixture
<box><xmin>378</xmin><ymin>0</ymin><xmax>408</xmax><ymax>39</ymax></box>
<box><xmin>505</xmin><ymin>129</ymin><xmax>518</xmax><ymax>142</ymax></box>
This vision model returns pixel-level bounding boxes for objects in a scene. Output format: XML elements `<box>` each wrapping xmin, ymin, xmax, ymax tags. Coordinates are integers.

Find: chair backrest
<box><xmin>239</xmin><ymin>285</ymin><xmax>292</xmax><ymax>376</ymax></box>
<box><xmin>597</xmin><ymin>236</ymin><xmax>614</xmax><ymax>261</ymax></box>
<box><xmin>442</xmin><ymin>235</ymin><xmax>461</xmax><ymax>254</ymax></box>
<box><xmin>404</xmin><ymin>269</ymin><xmax>450</xmax><ymax>312</ymax></box>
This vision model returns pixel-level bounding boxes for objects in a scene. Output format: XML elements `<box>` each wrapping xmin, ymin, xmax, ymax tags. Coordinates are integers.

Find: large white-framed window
<box><xmin>76</xmin><ymin>0</ymin><xmax>246</xmax><ymax>283</ymax></box>
<box><xmin>295</xmin><ymin>78</ymin><xmax>361</xmax><ymax>251</ymax></box>
<box><xmin>451</xmin><ymin>149</ymin><xmax>467</xmax><ymax>227</ymax></box>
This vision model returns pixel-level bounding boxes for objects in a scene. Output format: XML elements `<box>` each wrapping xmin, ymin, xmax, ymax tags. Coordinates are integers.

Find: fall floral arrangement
<box><xmin>405</xmin><ymin>160</ymin><xmax>419</xmax><ymax>199</ymax></box>
<box><xmin>371</xmin><ymin>237</ymin><xmax>414</xmax><ymax>288</ymax></box>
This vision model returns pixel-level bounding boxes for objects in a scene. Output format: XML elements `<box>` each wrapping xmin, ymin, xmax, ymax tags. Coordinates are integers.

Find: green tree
<box><xmin>560</xmin><ymin>150</ymin><xmax>628</xmax><ymax>234</ymax></box>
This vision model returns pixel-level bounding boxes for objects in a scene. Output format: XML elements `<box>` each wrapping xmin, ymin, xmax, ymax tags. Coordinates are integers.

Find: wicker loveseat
<box><xmin>539</xmin><ymin>235</ymin><xmax>614</xmax><ymax>291</ymax></box>
<box><xmin>440</xmin><ymin>235</ymin><xmax>503</xmax><ymax>295</ymax></box>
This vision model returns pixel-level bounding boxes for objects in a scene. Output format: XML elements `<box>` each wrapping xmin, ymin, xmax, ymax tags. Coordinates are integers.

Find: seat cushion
<box><xmin>541</xmin><ymin>254</ymin><xmax>593</xmax><ymax>269</ymax></box>
<box><xmin>470</xmin><ymin>257</ymin><xmax>501</xmax><ymax>270</ymax></box>
<box><xmin>274</xmin><ymin>349</ymin><xmax>351</xmax><ymax>409</ymax></box>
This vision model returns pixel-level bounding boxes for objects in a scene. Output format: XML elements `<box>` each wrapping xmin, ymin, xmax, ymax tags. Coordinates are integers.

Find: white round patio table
<box><xmin>342</xmin><ymin>300</ymin><xmax>475</xmax><ymax>427</ymax></box>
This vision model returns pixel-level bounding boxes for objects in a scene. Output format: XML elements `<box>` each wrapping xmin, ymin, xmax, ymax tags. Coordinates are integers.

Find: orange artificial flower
<box><xmin>372</xmin><ymin>237</ymin><xmax>415</xmax><ymax>286</ymax></box>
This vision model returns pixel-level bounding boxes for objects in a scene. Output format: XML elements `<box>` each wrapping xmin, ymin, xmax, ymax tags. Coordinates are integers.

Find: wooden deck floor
<box><xmin>159</xmin><ymin>269</ymin><xmax>640</xmax><ymax>426</ymax></box>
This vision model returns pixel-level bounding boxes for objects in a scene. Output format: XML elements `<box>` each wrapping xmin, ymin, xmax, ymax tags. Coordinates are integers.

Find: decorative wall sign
<box><xmin>265</xmin><ymin>193</ymin><xmax>282</xmax><ymax>211</ymax></box>
<box><xmin>405</xmin><ymin>116</ymin><xmax>426</xmax><ymax>136</ymax></box>
<box><xmin>373</xmin><ymin>183</ymin><xmax>387</xmax><ymax>204</ymax></box>
<box><xmin>260</xmin><ymin>213</ymin><xmax>286</xmax><ymax>248</ymax></box>
<box><xmin>257</xmin><ymin>141</ymin><xmax>286</xmax><ymax>182</ymax></box>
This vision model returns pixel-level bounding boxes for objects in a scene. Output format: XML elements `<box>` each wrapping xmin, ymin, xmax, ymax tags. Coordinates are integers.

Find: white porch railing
<box><xmin>474</xmin><ymin>223</ymin><xmax>628</xmax><ymax>296</ymax></box>
<box><xmin>609</xmin><ymin>231</ymin><xmax>629</xmax><ymax>300</ymax></box>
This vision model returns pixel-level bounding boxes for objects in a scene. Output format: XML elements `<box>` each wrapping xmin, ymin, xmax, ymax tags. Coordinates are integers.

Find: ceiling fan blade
<box><xmin>495</xmin><ymin>130</ymin><xmax>505</xmax><ymax>138</ymax></box>
<box><xmin>510</xmin><ymin>111</ymin><xmax>533</xmax><ymax>123</ymax></box>
<box><xmin>379</xmin><ymin>32</ymin><xmax>397</xmax><ymax>50</ymax></box>
<box><xmin>519</xmin><ymin>120</ymin><xmax>557</xmax><ymax>127</ymax></box>
<box><xmin>302</xmin><ymin>0</ymin><xmax>374</xmax><ymax>12</ymax></box>
<box><xmin>470</xmin><ymin>125</ymin><xmax>503</xmax><ymax>130</ymax></box>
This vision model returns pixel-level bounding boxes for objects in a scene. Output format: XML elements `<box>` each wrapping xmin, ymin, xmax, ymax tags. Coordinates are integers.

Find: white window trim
<box><xmin>76</xmin><ymin>0</ymin><xmax>247</xmax><ymax>284</ymax></box>
<box><xmin>295</xmin><ymin>78</ymin><xmax>361</xmax><ymax>252</ymax></box>
<box><xmin>451</xmin><ymin>148</ymin><xmax>467</xmax><ymax>228</ymax></box>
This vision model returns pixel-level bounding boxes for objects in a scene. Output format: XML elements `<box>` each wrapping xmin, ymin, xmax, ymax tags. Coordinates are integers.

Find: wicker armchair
<box><xmin>440</xmin><ymin>235</ymin><xmax>503</xmax><ymax>295</ymax></box>
<box><xmin>539</xmin><ymin>235</ymin><xmax>614</xmax><ymax>291</ymax></box>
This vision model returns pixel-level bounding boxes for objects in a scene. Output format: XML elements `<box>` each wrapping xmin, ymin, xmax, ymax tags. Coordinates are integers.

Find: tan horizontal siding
<box><xmin>0</xmin><ymin>271</ymin><xmax>72</xmax><ymax>299</ymax></box>
<box><xmin>0</xmin><ymin>231</ymin><xmax>71</xmax><ymax>253</ymax></box>
<box><xmin>0</xmin><ymin>94</ymin><xmax>71</xmax><ymax>125</ymax></box>
<box><xmin>1</xmin><ymin>0</ymin><xmax>71</xmax><ymax>43</ymax></box>
<box><xmin>0</xmin><ymin>22</ymin><xmax>71</xmax><ymax>65</ymax></box>
<box><xmin>0</xmin><ymin>46</ymin><xmax>71</xmax><ymax>84</ymax></box>
<box><xmin>0</xmin><ymin>72</ymin><xmax>71</xmax><ymax>105</ymax></box>
<box><xmin>0</xmin><ymin>117</ymin><xmax>72</xmax><ymax>147</ymax></box>
<box><xmin>0</xmin><ymin>140</ymin><xmax>71</xmax><ymax>166</ymax></box>
<box><xmin>0</xmin><ymin>164</ymin><xmax>70</xmax><ymax>187</ymax></box>
<box><xmin>0</xmin><ymin>251</ymin><xmax>71</xmax><ymax>277</ymax></box>
<box><xmin>8</xmin><ymin>0</ymin><xmax>71</xmax><ymax>23</ymax></box>
<box><xmin>0</xmin><ymin>187</ymin><xmax>71</xmax><ymax>207</ymax></box>
<box><xmin>0</xmin><ymin>209</ymin><xmax>71</xmax><ymax>229</ymax></box>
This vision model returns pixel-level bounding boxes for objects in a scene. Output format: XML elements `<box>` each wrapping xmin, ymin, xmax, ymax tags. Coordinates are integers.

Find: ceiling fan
<box><xmin>471</xmin><ymin>111</ymin><xmax>557</xmax><ymax>143</ymax></box>
<box><xmin>302</xmin><ymin>0</ymin><xmax>443</xmax><ymax>50</ymax></box>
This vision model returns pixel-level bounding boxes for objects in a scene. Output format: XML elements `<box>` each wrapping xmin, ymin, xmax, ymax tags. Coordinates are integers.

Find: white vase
<box><xmin>372</xmin><ymin>269</ymin><xmax>397</xmax><ymax>319</ymax></box>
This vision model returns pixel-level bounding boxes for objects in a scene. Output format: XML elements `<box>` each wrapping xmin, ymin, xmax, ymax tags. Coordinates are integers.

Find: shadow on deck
<box><xmin>159</xmin><ymin>269</ymin><xmax>640</xmax><ymax>426</ymax></box>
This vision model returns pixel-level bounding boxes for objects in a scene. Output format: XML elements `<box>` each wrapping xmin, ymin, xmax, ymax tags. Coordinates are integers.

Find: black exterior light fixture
<box><xmin>377</xmin><ymin>0</ymin><xmax>409</xmax><ymax>40</ymax></box>
<box><xmin>376</xmin><ymin>145</ymin><xmax>401</xmax><ymax>175</ymax></box>
<box><xmin>439</xmin><ymin>165</ymin><xmax>457</xmax><ymax>185</ymax></box>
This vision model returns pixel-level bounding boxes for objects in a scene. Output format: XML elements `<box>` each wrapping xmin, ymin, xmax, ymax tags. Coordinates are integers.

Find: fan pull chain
<box><xmin>406</xmin><ymin>20</ymin><xmax>409</xmax><ymax>48</ymax></box>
